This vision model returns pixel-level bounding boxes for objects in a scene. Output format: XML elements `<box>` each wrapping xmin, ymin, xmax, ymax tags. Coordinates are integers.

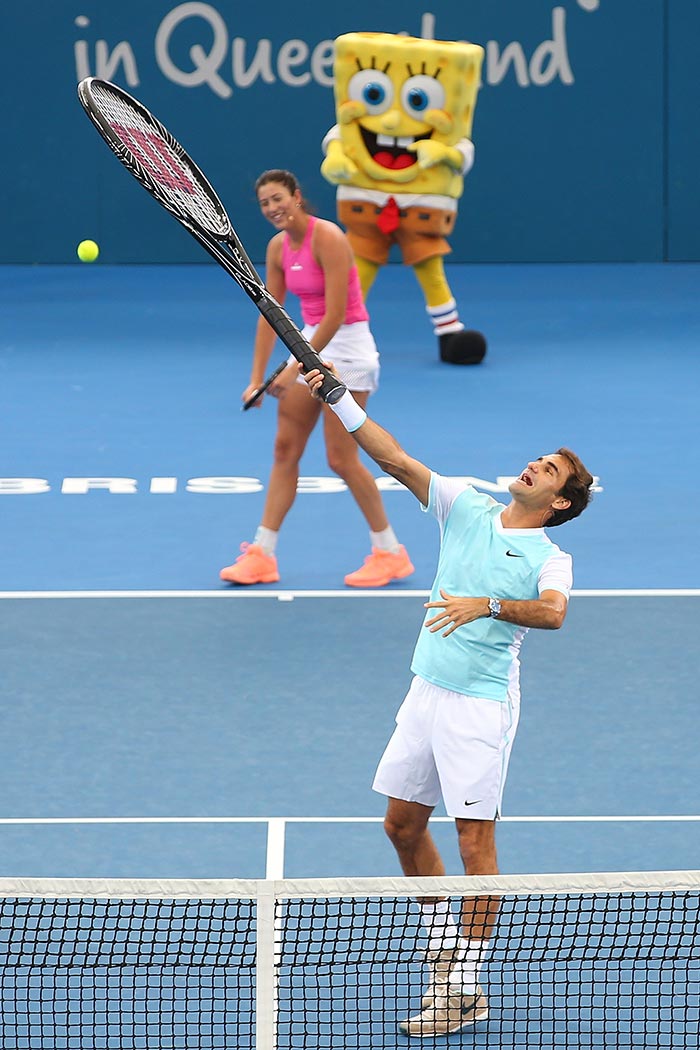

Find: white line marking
<box><xmin>265</xmin><ymin>818</ymin><xmax>286</xmax><ymax>879</ymax></box>
<box><xmin>0</xmin><ymin>590</ymin><xmax>698</xmax><ymax>599</ymax></box>
<box><xmin>571</xmin><ymin>589</ymin><xmax>700</xmax><ymax>597</ymax></box>
<box><xmin>0</xmin><ymin>815</ymin><xmax>697</xmax><ymax>825</ymax></box>
<box><xmin>0</xmin><ymin>590</ymin><xmax>430</xmax><ymax>599</ymax></box>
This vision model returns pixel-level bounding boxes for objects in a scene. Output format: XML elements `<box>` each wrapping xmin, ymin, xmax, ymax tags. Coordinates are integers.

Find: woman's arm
<box><xmin>308</xmin><ymin>221</ymin><xmax>351</xmax><ymax>353</ymax></box>
<box><xmin>247</xmin><ymin>235</ymin><xmax>287</xmax><ymax>390</ymax></box>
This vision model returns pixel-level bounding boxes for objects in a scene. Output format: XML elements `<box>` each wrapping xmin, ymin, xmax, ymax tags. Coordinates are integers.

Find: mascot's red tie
<box><xmin>376</xmin><ymin>197</ymin><xmax>400</xmax><ymax>234</ymax></box>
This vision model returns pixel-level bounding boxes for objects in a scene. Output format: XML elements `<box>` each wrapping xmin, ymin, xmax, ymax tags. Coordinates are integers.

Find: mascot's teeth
<box><xmin>376</xmin><ymin>134</ymin><xmax>415</xmax><ymax>148</ymax></box>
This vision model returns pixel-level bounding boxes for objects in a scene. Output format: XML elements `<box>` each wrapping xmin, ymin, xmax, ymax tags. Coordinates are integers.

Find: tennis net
<box><xmin>0</xmin><ymin>870</ymin><xmax>698</xmax><ymax>1048</ymax></box>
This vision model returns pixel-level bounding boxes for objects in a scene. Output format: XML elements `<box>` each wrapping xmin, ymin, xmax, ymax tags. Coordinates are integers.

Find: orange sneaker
<box><xmin>219</xmin><ymin>543</ymin><xmax>280</xmax><ymax>585</ymax></box>
<box><xmin>344</xmin><ymin>545</ymin><xmax>415</xmax><ymax>588</ymax></box>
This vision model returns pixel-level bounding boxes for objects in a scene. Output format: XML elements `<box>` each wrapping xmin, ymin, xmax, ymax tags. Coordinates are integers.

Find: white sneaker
<box><xmin>399</xmin><ymin>985</ymin><xmax>488</xmax><ymax>1037</ymax></box>
<box><xmin>420</xmin><ymin>946</ymin><xmax>460</xmax><ymax>1008</ymax></box>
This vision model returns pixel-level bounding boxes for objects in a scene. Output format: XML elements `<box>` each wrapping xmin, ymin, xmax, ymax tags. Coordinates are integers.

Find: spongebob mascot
<box><xmin>322</xmin><ymin>32</ymin><xmax>486</xmax><ymax>365</ymax></box>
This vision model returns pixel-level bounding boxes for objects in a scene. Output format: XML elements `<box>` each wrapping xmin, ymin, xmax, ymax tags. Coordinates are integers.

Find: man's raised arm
<box><xmin>304</xmin><ymin>368</ymin><xmax>431</xmax><ymax>505</ymax></box>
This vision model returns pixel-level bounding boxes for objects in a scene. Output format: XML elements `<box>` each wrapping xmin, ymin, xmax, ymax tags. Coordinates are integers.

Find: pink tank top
<box><xmin>281</xmin><ymin>216</ymin><xmax>369</xmax><ymax>327</ymax></box>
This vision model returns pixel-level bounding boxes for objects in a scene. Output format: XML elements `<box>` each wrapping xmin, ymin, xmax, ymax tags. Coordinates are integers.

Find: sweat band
<box><xmin>330</xmin><ymin>389</ymin><xmax>367</xmax><ymax>432</ymax></box>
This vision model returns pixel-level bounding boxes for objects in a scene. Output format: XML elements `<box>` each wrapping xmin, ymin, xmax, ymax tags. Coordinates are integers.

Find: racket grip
<box><xmin>241</xmin><ymin>361</ymin><xmax>288</xmax><ymax>411</ymax></box>
<box><xmin>313</xmin><ymin>363</ymin><xmax>347</xmax><ymax>405</ymax></box>
<box><xmin>257</xmin><ymin>300</ymin><xmax>347</xmax><ymax>405</ymax></box>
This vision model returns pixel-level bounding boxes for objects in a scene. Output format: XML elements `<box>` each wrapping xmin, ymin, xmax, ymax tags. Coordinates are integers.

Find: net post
<box><xmin>256</xmin><ymin>879</ymin><xmax>278</xmax><ymax>1050</ymax></box>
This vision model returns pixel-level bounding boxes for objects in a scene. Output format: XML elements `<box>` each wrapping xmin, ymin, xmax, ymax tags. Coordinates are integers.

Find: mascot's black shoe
<box><xmin>439</xmin><ymin>330</ymin><xmax>487</xmax><ymax>365</ymax></box>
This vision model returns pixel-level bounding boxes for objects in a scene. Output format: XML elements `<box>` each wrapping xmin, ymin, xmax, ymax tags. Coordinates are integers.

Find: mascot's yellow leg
<box><xmin>413</xmin><ymin>256</ymin><xmax>452</xmax><ymax>307</ymax></box>
<box><xmin>413</xmin><ymin>257</ymin><xmax>487</xmax><ymax>366</ymax></box>
<box><xmin>355</xmin><ymin>257</ymin><xmax>381</xmax><ymax>300</ymax></box>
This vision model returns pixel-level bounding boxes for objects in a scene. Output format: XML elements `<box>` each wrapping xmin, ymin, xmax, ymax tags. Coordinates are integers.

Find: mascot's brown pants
<box><xmin>338</xmin><ymin>200</ymin><xmax>456</xmax><ymax>308</ymax></box>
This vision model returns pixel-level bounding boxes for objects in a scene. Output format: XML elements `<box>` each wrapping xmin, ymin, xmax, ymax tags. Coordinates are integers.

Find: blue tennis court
<box><xmin>1</xmin><ymin>260</ymin><xmax>699</xmax><ymax>1047</ymax></box>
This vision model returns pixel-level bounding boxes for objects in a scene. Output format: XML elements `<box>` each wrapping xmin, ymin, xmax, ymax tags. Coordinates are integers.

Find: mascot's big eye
<box><xmin>401</xmin><ymin>75</ymin><xmax>445</xmax><ymax>116</ymax></box>
<box><xmin>347</xmin><ymin>69</ymin><xmax>394</xmax><ymax>115</ymax></box>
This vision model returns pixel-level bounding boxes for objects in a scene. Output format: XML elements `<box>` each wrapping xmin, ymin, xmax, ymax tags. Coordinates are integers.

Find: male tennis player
<box><xmin>302</xmin><ymin>366</ymin><xmax>594</xmax><ymax>1036</ymax></box>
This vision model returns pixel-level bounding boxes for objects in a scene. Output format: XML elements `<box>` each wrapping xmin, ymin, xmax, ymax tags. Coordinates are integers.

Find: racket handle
<box><xmin>241</xmin><ymin>361</ymin><xmax>288</xmax><ymax>411</ymax></box>
<box><xmin>257</xmin><ymin>300</ymin><xmax>347</xmax><ymax>405</ymax></box>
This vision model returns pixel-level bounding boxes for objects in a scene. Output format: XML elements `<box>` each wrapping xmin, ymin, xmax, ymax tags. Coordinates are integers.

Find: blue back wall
<box><xmin>3</xmin><ymin>1</ymin><xmax>698</xmax><ymax>263</ymax></box>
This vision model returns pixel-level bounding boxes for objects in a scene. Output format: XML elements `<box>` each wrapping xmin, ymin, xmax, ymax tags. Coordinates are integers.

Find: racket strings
<box><xmin>90</xmin><ymin>82</ymin><xmax>230</xmax><ymax>238</ymax></box>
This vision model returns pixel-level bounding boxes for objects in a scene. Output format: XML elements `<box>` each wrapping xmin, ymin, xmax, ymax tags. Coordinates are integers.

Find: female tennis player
<box><xmin>220</xmin><ymin>170</ymin><xmax>413</xmax><ymax>587</ymax></box>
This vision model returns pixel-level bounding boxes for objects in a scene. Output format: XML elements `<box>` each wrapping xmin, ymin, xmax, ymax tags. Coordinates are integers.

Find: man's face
<box><xmin>509</xmin><ymin>454</ymin><xmax>572</xmax><ymax>514</ymax></box>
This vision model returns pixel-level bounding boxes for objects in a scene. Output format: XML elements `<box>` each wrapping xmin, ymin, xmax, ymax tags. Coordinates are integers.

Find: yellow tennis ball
<box><xmin>77</xmin><ymin>239</ymin><xmax>100</xmax><ymax>263</ymax></box>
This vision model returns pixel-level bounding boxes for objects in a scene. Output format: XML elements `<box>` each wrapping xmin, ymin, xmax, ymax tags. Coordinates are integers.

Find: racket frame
<box><xmin>77</xmin><ymin>77</ymin><xmax>346</xmax><ymax>404</ymax></box>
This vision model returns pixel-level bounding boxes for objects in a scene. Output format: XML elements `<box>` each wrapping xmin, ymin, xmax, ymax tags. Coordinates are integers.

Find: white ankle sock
<box><xmin>253</xmin><ymin>526</ymin><xmax>278</xmax><ymax>555</ymax></box>
<box><xmin>420</xmin><ymin>900</ymin><xmax>461</xmax><ymax>952</ymax></box>
<box><xmin>448</xmin><ymin>940</ymin><xmax>488</xmax><ymax>994</ymax></box>
<box><xmin>370</xmin><ymin>525</ymin><xmax>401</xmax><ymax>553</ymax></box>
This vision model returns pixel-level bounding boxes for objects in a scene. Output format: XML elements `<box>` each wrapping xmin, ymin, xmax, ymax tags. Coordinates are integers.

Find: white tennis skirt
<box><xmin>292</xmin><ymin>321</ymin><xmax>380</xmax><ymax>393</ymax></box>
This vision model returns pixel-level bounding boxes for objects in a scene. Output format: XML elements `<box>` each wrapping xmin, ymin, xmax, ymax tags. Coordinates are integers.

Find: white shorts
<box><xmin>372</xmin><ymin>676</ymin><xmax>521</xmax><ymax>820</ymax></box>
<box><xmin>292</xmin><ymin>321</ymin><xmax>380</xmax><ymax>393</ymax></box>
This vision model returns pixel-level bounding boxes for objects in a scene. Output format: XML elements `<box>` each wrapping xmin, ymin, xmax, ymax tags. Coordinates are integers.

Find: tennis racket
<box><xmin>241</xmin><ymin>360</ymin><xmax>289</xmax><ymax>411</ymax></box>
<box><xmin>77</xmin><ymin>77</ymin><xmax>346</xmax><ymax>405</ymax></box>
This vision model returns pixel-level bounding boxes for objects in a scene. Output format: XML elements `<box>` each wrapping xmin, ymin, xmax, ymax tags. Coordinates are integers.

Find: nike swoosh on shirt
<box><xmin>505</xmin><ymin>550</ymin><xmax>523</xmax><ymax>557</ymax></box>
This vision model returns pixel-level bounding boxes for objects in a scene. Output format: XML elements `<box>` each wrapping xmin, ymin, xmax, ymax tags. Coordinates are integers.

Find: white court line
<box><xmin>0</xmin><ymin>590</ymin><xmax>432</xmax><ymax>599</ymax></box>
<box><xmin>5</xmin><ymin>816</ymin><xmax>696</xmax><ymax>882</ymax></box>
<box><xmin>0</xmin><ymin>816</ymin><xmax>698</xmax><ymax>825</ymax></box>
<box><xmin>0</xmin><ymin>589</ymin><xmax>699</xmax><ymax>599</ymax></box>
<box><xmin>265</xmin><ymin>818</ymin><xmax>287</xmax><ymax>880</ymax></box>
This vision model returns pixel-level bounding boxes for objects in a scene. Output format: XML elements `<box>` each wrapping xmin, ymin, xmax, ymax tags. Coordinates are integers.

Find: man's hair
<box><xmin>547</xmin><ymin>447</ymin><xmax>594</xmax><ymax>527</ymax></box>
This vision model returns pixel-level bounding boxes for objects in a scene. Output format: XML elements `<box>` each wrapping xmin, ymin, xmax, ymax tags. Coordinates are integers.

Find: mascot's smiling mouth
<box><xmin>360</xmin><ymin>127</ymin><xmax>433</xmax><ymax>169</ymax></box>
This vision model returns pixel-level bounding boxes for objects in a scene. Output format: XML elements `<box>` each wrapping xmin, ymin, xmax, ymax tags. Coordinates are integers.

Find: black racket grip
<box><xmin>241</xmin><ymin>361</ymin><xmax>288</xmax><ymax>411</ymax></box>
<box><xmin>257</xmin><ymin>299</ymin><xmax>347</xmax><ymax>405</ymax></box>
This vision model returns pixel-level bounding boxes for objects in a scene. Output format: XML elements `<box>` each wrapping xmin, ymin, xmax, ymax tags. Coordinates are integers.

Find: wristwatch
<box><xmin>488</xmin><ymin>597</ymin><xmax>502</xmax><ymax>619</ymax></box>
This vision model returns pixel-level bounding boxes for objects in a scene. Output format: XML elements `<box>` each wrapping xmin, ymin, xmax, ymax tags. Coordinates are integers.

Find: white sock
<box><xmin>448</xmin><ymin>939</ymin><xmax>488</xmax><ymax>995</ymax></box>
<box><xmin>370</xmin><ymin>525</ymin><xmax>401</xmax><ymax>554</ymax></box>
<box><xmin>253</xmin><ymin>526</ymin><xmax>278</xmax><ymax>555</ymax></box>
<box><xmin>420</xmin><ymin>900</ymin><xmax>461</xmax><ymax>952</ymax></box>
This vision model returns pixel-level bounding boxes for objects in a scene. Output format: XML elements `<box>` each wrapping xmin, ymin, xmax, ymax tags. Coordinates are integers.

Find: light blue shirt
<box><xmin>410</xmin><ymin>475</ymin><xmax>573</xmax><ymax>701</ymax></box>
